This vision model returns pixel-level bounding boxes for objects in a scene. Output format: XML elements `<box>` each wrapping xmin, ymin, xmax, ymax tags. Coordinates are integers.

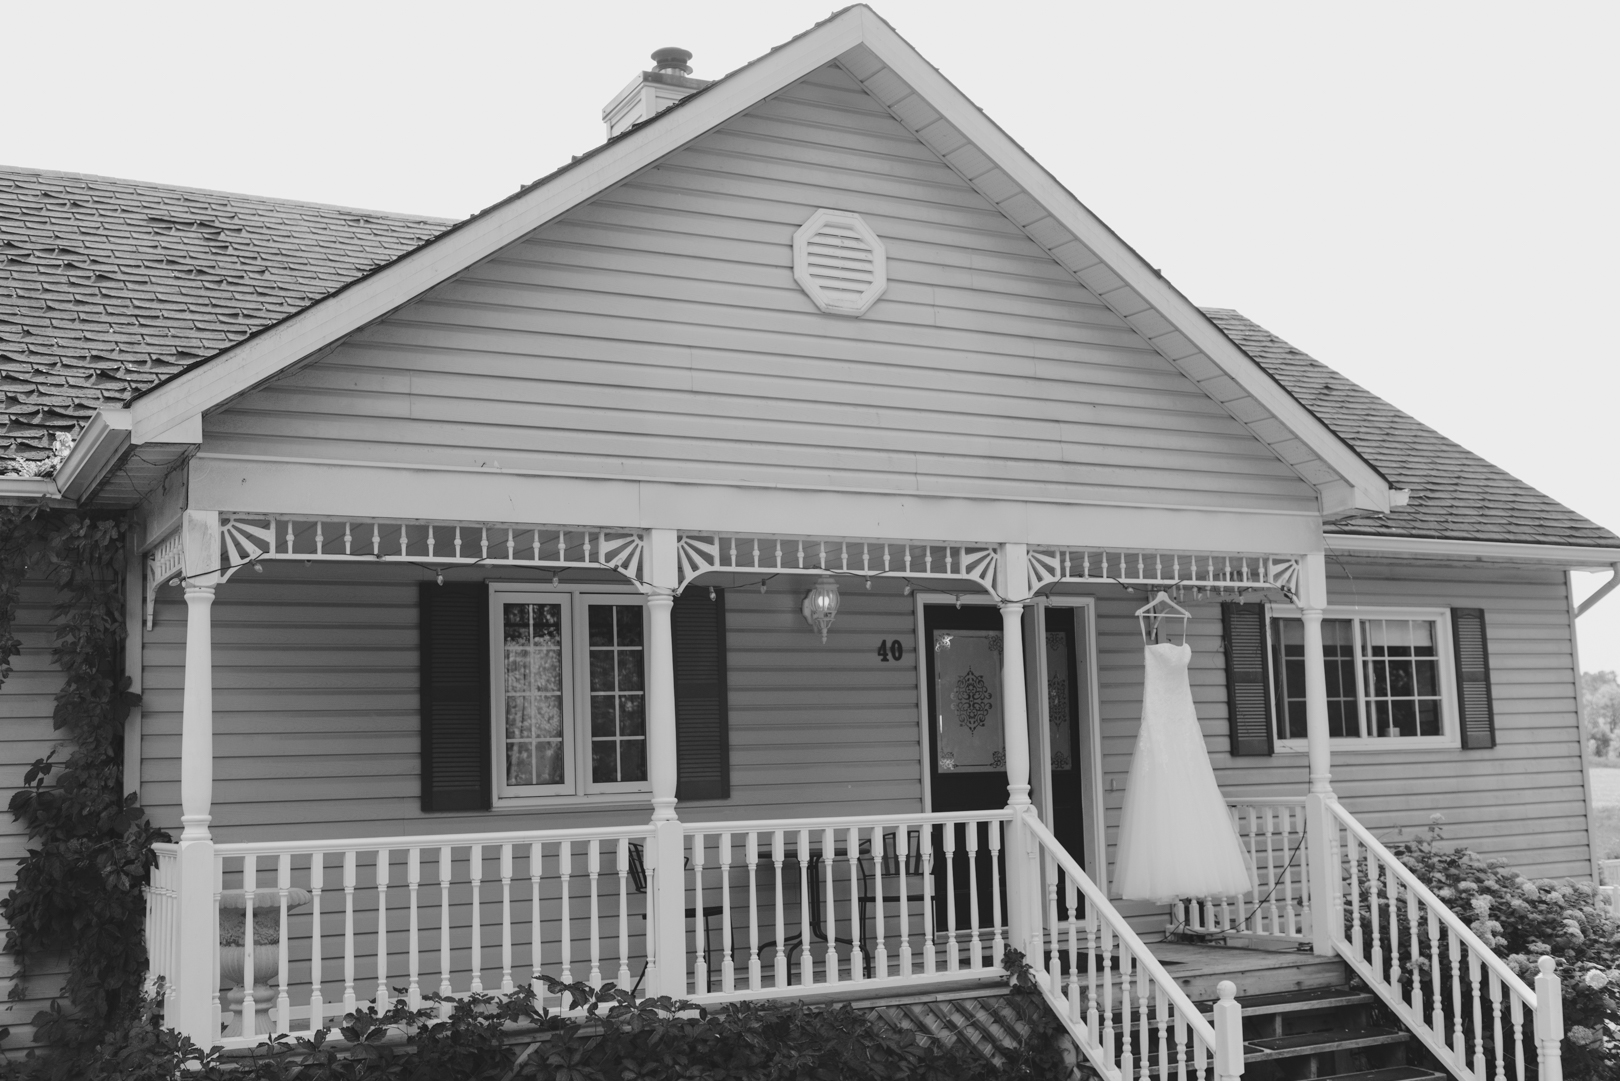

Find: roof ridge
<box><xmin>0</xmin><ymin>162</ymin><xmax>459</xmax><ymax>226</ymax></box>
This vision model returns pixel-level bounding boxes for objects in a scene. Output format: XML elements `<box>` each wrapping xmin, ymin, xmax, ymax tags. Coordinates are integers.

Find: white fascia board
<box><xmin>125</xmin><ymin>10</ymin><xmax>867</xmax><ymax>444</ymax></box>
<box><xmin>850</xmin><ymin>9</ymin><xmax>1391</xmax><ymax>514</ymax></box>
<box><xmin>0</xmin><ymin>476</ymin><xmax>63</xmax><ymax>504</ymax></box>
<box><xmin>53</xmin><ymin>408</ymin><xmax>132</xmax><ymax>503</ymax></box>
<box><xmin>1325</xmin><ymin>531</ymin><xmax>1620</xmax><ymax>569</ymax></box>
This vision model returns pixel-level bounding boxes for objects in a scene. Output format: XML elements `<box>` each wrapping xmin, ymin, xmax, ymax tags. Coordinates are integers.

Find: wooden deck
<box><xmin>1148</xmin><ymin>939</ymin><xmax>1348</xmax><ymax>1003</ymax></box>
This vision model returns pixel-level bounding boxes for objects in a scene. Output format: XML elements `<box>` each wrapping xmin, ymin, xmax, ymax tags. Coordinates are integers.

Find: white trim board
<box><xmin>1325</xmin><ymin>532</ymin><xmax>1620</xmax><ymax>569</ymax></box>
<box><xmin>114</xmin><ymin>6</ymin><xmax>1389</xmax><ymax>521</ymax></box>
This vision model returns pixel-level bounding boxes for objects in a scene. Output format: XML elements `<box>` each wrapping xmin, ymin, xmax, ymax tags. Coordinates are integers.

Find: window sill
<box><xmin>1273</xmin><ymin>737</ymin><xmax>1460</xmax><ymax>754</ymax></box>
<box><xmin>490</xmin><ymin>793</ymin><xmax>652</xmax><ymax>813</ymax></box>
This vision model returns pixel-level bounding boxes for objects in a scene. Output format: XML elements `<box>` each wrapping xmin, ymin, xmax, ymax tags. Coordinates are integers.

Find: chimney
<box><xmin>602</xmin><ymin>48</ymin><xmax>712</xmax><ymax>139</ymax></box>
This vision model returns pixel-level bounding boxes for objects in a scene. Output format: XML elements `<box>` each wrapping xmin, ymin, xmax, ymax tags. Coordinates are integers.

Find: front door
<box><xmin>923</xmin><ymin>604</ymin><xmax>1008</xmax><ymax>949</ymax></box>
<box><xmin>1041</xmin><ymin>605</ymin><xmax>1089</xmax><ymax>919</ymax></box>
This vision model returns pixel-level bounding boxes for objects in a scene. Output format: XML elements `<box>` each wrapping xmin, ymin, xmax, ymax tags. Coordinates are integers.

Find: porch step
<box><xmin>1244</xmin><ymin>1027</ymin><xmax>1412</xmax><ymax>1063</ymax></box>
<box><xmin>1306</xmin><ymin>1070</ymin><xmax>1447</xmax><ymax>1081</ymax></box>
<box><xmin>1203</xmin><ymin>987</ymin><xmax>1377</xmax><ymax>1019</ymax></box>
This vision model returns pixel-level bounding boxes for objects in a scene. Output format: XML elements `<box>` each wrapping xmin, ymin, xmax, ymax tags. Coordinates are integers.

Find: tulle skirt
<box><xmin>1114</xmin><ymin>642</ymin><xmax>1255</xmax><ymax>904</ymax></box>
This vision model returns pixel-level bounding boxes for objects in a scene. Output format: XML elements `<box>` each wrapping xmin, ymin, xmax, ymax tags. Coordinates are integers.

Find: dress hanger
<box><xmin>1135</xmin><ymin>590</ymin><xmax>1190</xmax><ymax>646</ymax></box>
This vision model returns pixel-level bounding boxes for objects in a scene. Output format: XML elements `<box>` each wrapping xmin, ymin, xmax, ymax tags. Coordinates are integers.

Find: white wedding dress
<box><xmin>1113</xmin><ymin>642</ymin><xmax>1255</xmax><ymax>903</ymax></box>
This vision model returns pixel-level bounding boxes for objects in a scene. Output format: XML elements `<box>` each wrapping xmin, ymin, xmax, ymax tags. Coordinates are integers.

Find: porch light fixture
<box><xmin>801</xmin><ymin>575</ymin><xmax>840</xmax><ymax>644</ymax></box>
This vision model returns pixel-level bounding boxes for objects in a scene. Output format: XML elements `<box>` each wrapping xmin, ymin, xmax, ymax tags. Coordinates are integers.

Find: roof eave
<box><xmin>1325</xmin><ymin>532</ymin><xmax>1620</xmax><ymax>569</ymax></box>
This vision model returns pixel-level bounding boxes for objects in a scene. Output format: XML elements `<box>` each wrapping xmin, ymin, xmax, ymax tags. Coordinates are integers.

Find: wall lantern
<box><xmin>801</xmin><ymin>574</ymin><xmax>841</xmax><ymax>644</ymax></box>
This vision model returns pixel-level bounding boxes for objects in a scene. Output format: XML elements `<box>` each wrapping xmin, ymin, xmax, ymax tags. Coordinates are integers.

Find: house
<box><xmin>2</xmin><ymin>7</ymin><xmax>1613</xmax><ymax>1077</ymax></box>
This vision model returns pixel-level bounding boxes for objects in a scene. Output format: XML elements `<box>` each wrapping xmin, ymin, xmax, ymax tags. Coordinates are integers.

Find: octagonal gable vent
<box><xmin>792</xmin><ymin>209</ymin><xmax>886</xmax><ymax>316</ymax></box>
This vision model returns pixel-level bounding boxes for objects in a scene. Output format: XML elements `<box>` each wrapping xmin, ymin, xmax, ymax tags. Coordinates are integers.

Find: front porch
<box><xmin>135</xmin><ymin>511</ymin><xmax>1563</xmax><ymax>1081</ymax></box>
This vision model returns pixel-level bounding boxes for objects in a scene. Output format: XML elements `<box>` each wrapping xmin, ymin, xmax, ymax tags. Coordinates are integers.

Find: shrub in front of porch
<box><xmin>1374</xmin><ymin>818</ymin><xmax>1620</xmax><ymax>1081</ymax></box>
<box><xmin>0</xmin><ymin>956</ymin><xmax>1073</xmax><ymax>1081</ymax></box>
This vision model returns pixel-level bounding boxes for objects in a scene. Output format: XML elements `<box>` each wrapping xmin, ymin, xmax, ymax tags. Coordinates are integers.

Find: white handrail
<box><xmin>213</xmin><ymin>822</ymin><xmax>653</xmax><ymax>857</ymax></box>
<box><xmin>1024</xmin><ymin>812</ymin><xmax>1229</xmax><ymax>1081</ymax></box>
<box><xmin>1325</xmin><ymin>799</ymin><xmax>1561</xmax><ymax>1081</ymax></box>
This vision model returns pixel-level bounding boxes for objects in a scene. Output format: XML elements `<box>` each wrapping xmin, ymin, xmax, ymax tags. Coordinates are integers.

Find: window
<box><xmin>491</xmin><ymin>586</ymin><xmax>649</xmax><ymax>800</ymax></box>
<box><xmin>1269</xmin><ymin>608</ymin><xmax>1457</xmax><ymax>748</ymax></box>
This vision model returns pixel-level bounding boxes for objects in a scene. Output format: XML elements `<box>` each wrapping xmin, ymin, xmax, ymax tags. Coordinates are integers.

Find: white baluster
<box><xmin>822</xmin><ymin>827</ymin><xmax>838</xmax><ymax>984</ymax></box>
<box><xmin>469</xmin><ymin>844</ymin><xmax>483</xmax><ymax>994</ymax></box>
<box><xmin>990</xmin><ymin>821</ymin><xmax>1005</xmax><ymax>966</ymax></box>
<box><xmin>896</xmin><ymin>827</ymin><xmax>912</xmax><ymax>978</ymax></box>
<box><xmin>692</xmin><ymin>835</ymin><xmax>708</xmax><ymax>992</ymax></box>
<box><xmin>587</xmin><ymin>838</ymin><xmax>602</xmax><ymax>987</ymax></box>
<box><xmin>846</xmin><ymin>827</ymin><xmax>864</xmax><ymax>981</ymax></box>
<box><xmin>1407</xmin><ymin>883</ymin><xmax>1421</xmax><ymax>1024</ymax></box>
<box><xmin>746</xmin><ymin>832</ymin><xmax>762</xmax><ymax>990</ymax></box>
<box><xmin>1490</xmin><ymin>969</ymin><xmax>1506</xmax><ymax>1081</ymax></box>
<box><xmin>965</xmin><ymin>822</ymin><xmax>981</xmax><ymax>971</ymax></box>
<box><xmin>343</xmin><ymin>850</ymin><xmax>358</xmax><ymax>1014</ymax></box>
<box><xmin>872</xmin><ymin>828</ymin><xmax>888</xmax><ymax>981</ymax></box>
<box><xmin>720</xmin><ymin>832</ymin><xmax>735</xmax><ymax>993</ymax></box>
<box><xmin>500</xmin><ymin>844</ymin><xmax>515</xmax><ymax>994</ymax></box>
<box><xmin>407</xmin><ymin>848</ymin><xmax>422</xmax><ymax>1010</ymax></box>
<box><xmin>1065</xmin><ymin>878</ymin><xmax>1080</xmax><ymax>1023</ymax></box>
<box><xmin>1470</xmin><ymin>951</ymin><xmax>1486</xmax><ymax>1080</ymax></box>
<box><xmin>375</xmin><ymin>850</ymin><xmax>390</xmax><ymax>1006</ymax></box>
<box><xmin>309</xmin><ymin>851</ymin><xmax>325</xmax><ymax>1032</ymax></box>
<box><xmin>1428</xmin><ymin>907</ymin><xmax>1443</xmax><ymax>1039</ymax></box>
<box><xmin>559</xmin><ymin>840</ymin><xmax>573</xmax><ymax>987</ymax></box>
<box><xmin>772</xmin><ymin>831</ymin><xmax>787</xmax><ymax>988</ymax></box>
<box><xmin>1085</xmin><ymin>915</ymin><xmax>1099</xmax><ymax>1045</ymax></box>
<box><xmin>921</xmin><ymin>827</ymin><xmax>936</xmax><ymax>975</ymax></box>
<box><xmin>942</xmin><ymin>824</ymin><xmax>958</xmax><ymax>972</ymax></box>
<box><xmin>277</xmin><ymin>854</ymin><xmax>291</xmax><ymax>1034</ymax></box>
<box><xmin>616</xmin><ymin>838</ymin><xmax>632</xmax><ymax>990</ymax></box>
<box><xmin>242</xmin><ymin>854</ymin><xmax>258</xmax><ymax>1039</ymax></box>
<box><xmin>798</xmin><ymin>829</ymin><xmax>812</xmax><ymax>986</ymax></box>
<box><xmin>1045</xmin><ymin>849</ymin><xmax>1061</xmax><ymax>991</ymax></box>
<box><xmin>529</xmin><ymin>843</ymin><xmax>544</xmax><ymax>999</ymax></box>
<box><xmin>438</xmin><ymin>846</ymin><xmax>453</xmax><ymax>1007</ymax></box>
<box><xmin>1450</xmin><ymin>928</ymin><xmax>1466</xmax><ymax>1062</ymax></box>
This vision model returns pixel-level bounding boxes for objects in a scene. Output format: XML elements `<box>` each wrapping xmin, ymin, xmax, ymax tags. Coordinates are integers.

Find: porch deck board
<box><xmin>1146</xmin><ymin>941</ymin><xmax>1348</xmax><ymax>1003</ymax></box>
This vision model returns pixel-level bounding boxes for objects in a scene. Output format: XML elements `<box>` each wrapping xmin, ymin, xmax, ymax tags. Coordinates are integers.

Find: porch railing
<box><xmin>203</xmin><ymin>823</ymin><xmax>653</xmax><ymax>1044</ymax></box>
<box><xmin>1025</xmin><ymin>813</ymin><xmax>1239</xmax><ymax>1081</ymax></box>
<box><xmin>679</xmin><ymin>809</ymin><xmax>1014</xmax><ymax>998</ymax></box>
<box><xmin>1322</xmin><ymin>798</ymin><xmax>1564</xmax><ymax>1081</ymax></box>
<box><xmin>1174</xmin><ymin>797</ymin><xmax>1311</xmax><ymax>943</ymax></box>
<box><xmin>146</xmin><ymin>844</ymin><xmax>181</xmax><ymax>1015</ymax></box>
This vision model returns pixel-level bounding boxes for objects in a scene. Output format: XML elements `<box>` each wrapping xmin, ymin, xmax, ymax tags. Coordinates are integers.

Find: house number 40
<box><xmin>876</xmin><ymin>640</ymin><xmax>905</xmax><ymax>662</ymax></box>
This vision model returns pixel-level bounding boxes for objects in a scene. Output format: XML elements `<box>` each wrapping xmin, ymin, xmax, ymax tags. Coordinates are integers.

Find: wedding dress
<box><xmin>1113</xmin><ymin>641</ymin><xmax>1254</xmax><ymax>903</ymax></box>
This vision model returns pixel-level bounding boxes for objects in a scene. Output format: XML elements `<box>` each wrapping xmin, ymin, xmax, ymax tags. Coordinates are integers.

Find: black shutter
<box><xmin>1452</xmin><ymin>607</ymin><xmax>1496</xmax><ymax>750</ymax></box>
<box><xmin>1223</xmin><ymin>602</ymin><xmax>1274</xmax><ymax>756</ymax></box>
<box><xmin>420</xmin><ymin>582</ymin><xmax>491</xmax><ymax>812</ymax></box>
<box><xmin>673</xmin><ymin>588</ymin><xmax>730</xmax><ymax>801</ymax></box>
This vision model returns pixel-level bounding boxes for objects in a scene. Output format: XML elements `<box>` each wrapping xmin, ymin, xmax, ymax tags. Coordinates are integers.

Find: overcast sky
<box><xmin>7</xmin><ymin>0</ymin><xmax>1618</xmax><ymax>669</ymax></box>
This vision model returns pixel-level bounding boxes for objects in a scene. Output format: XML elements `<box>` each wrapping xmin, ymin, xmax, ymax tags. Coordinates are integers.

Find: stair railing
<box><xmin>1322</xmin><ymin>798</ymin><xmax>1564</xmax><ymax>1081</ymax></box>
<box><xmin>1022</xmin><ymin>812</ymin><xmax>1243</xmax><ymax>1081</ymax></box>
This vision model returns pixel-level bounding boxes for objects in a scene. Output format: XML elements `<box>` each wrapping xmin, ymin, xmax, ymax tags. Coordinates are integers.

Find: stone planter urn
<box><xmin>218</xmin><ymin>887</ymin><xmax>311</xmax><ymax>1037</ymax></box>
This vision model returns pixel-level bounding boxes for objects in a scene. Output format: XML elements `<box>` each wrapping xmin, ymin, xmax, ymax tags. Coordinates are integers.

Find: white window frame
<box><xmin>1266</xmin><ymin>604</ymin><xmax>1461</xmax><ymax>752</ymax></box>
<box><xmin>488</xmin><ymin>582</ymin><xmax>652</xmax><ymax>806</ymax></box>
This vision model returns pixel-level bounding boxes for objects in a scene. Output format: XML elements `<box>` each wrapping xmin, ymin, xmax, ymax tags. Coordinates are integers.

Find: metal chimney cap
<box><xmin>651</xmin><ymin>47</ymin><xmax>693</xmax><ymax>75</ymax></box>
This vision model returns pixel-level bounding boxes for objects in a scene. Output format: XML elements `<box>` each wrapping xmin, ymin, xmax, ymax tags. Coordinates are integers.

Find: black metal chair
<box><xmin>625</xmin><ymin>842</ymin><xmax>728</xmax><ymax>995</ymax></box>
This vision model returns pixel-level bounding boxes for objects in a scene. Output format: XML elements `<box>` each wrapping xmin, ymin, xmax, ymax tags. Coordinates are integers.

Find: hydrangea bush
<box><xmin>1370</xmin><ymin>817</ymin><xmax>1620</xmax><ymax>1081</ymax></box>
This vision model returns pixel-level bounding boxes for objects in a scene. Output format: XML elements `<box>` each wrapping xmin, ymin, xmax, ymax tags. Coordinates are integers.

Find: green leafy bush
<box><xmin>0</xmin><ymin>953</ymin><xmax>1073</xmax><ymax>1080</ymax></box>
<box><xmin>1367</xmin><ymin>818</ymin><xmax>1620</xmax><ymax>1081</ymax></box>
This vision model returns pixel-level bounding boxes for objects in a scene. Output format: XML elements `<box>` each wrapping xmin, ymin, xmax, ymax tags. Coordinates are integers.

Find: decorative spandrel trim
<box><xmin>1026</xmin><ymin>548</ymin><xmax>1301</xmax><ymax>601</ymax></box>
<box><xmin>676</xmin><ymin>533</ymin><xmax>998</xmax><ymax>595</ymax></box>
<box><xmin>213</xmin><ymin>517</ymin><xmax>646</xmax><ymax>580</ymax></box>
<box><xmin>792</xmin><ymin>209</ymin><xmax>887</xmax><ymax>317</ymax></box>
<box><xmin>143</xmin><ymin>528</ymin><xmax>184</xmax><ymax>631</ymax></box>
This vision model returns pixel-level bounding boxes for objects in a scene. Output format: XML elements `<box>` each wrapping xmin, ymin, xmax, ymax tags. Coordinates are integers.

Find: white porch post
<box><xmin>1298</xmin><ymin>551</ymin><xmax>1340</xmax><ymax>956</ymax></box>
<box><xmin>643</xmin><ymin>528</ymin><xmax>687</xmax><ymax>998</ymax></box>
<box><xmin>175</xmin><ymin>510</ymin><xmax>221</xmax><ymax>1043</ymax></box>
<box><xmin>996</xmin><ymin>544</ymin><xmax>1041</xmax><ymax>964</ymax></box>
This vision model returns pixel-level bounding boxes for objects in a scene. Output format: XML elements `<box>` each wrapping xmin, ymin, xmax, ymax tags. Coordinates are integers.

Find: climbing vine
<box><xmin>0</xmin><ymin>504</ymin><xmax>166</xmax><ymax>1061</ymax></box>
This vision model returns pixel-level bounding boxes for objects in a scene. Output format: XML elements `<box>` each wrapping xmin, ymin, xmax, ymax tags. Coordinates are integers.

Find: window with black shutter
<box><xmin>420</xmin><ymin>582</ymin><xmax>491</xmax><ymax>812</ymax></box>
<box><xmin>673</xmin><ymin>588</ymin><xmax>730</xmax><ymax>801</ymax></box>
<box><xmin>1222</xmin><ymin>602</ymin><xmax>1274</xmax><ymax>756</ymax></box>
<box><xmin>1451</xmin><ymin>608</ymin><xmax>1496</xmax><ymax>750</ymax></box>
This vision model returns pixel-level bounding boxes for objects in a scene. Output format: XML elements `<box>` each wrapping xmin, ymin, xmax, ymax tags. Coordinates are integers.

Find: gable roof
<box><xmin>0</xmin><ymin>164</ymin><xmax>450</xmax><ymax>466</ymax></box>
<box><xmin>1206</xmin><ymin>309</ymin><xmax>1620</xmax><ymax>550</ymax></box>
<box><xmin>66</xmin><ymin>4</ymin><xmax>1390</xmax><ymax>519</ymax></box>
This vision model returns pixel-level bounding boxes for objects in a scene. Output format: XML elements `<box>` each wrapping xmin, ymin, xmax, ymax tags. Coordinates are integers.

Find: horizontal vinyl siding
<box><xmin>1077</xmin><ymin>560</ymin><xmax>1591</xmax><ymax>913</ymax></box>
<box><xmin>141</xmin><ymin>564</ymin><xmax>922</xmax><ymax>844</ymax></box>
<box><xmin>204</xmin><ymin>64</ymin><xmax>1316</xmax><ymax>516</ymax></box>
<box><xmin>0</xmin><ymin>578</ymin><xmax>71</xmax><ymax>1050</ymax></box>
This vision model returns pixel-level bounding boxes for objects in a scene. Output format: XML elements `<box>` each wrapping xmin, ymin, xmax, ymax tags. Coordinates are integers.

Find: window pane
<box><xmin>1359</xmin><ymin>619</ymin><xmax>1445</xmax><ymax>739</ymax></box>
<box><xmin>616</xmin><ymin>606</ymin><xmax>644</xmax><ymax>648</ymax></box>
<box><xmin>588</xmin><ymin>606</ymin><xmax>614</xmax><ymax>647</ymax></box>
<box><xmin>588</xmin><ymin>604</ymin><xmax>646</xmax><ymax>787</ymax></box>
<box><xmin>503</xmin><ymin>601</ymin><xmax>566</xmax><ymax>787</ymax></box>
<box><xmin>1271</xmin><ymin>617</ymin><xmax>1356</xmax><ymax>741</ymax></box>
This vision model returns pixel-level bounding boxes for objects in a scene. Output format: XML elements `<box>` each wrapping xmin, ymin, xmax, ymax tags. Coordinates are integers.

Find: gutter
<box><xmin>52</xmin><ymin>409</ymin><xmax>133</xmax><ymax>503</ymax></box>
<box><xmin>1577</xmin><ymin>562</ymin><xmax>1620</xmax><ymax>617</ymax></box>
<box><xmin>1325</xmin><ymin>532</ymin><xmax>1620</xmax><ymax>570</ymax></box>
<box><xmin>0</xmin><ymin>476</ymin><xmax>63</xmax><ymax>505</ymax></box>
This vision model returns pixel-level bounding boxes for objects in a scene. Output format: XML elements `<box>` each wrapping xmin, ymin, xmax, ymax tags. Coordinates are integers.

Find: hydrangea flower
<box><xmin>1585</xmin><ymin>969</ymin><xmax>1611</xmax><ymax>990</ymax></box>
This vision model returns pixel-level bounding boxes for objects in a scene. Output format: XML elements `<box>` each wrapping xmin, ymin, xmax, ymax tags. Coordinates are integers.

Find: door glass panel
<box><xmin>1046</xmin><ymin>630</ymin><xmax>1074</xmax><ymax>772</ymax></box>
<box><xmin>933</xmin><ymin>629</ymin><xmax>1005</xmax><ymax>773</ymax></box>
<box><xmin>503</xmin><ymin>601</ymin><xmax>565</xmax><ymax>786</ymax></box>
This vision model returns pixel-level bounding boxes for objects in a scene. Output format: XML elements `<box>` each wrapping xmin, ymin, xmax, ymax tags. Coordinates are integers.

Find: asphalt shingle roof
<box><xmin>1205</xmin><ymin>308</ymin><xmax>1620</xmax><ymax>549</ymax></box>
<box><xmin>0</xmin><ymin>165</ymin><xmax>1611</xmax><ymax>550</ymax></box>
<box><xmin>0</xmin><ymin>165</ymin><xmax>451</xmax><ymax>466</ymax></box>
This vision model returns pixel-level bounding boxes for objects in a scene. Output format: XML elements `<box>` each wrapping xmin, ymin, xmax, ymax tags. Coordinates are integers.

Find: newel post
<box><xmin>1297</xmin><ymin>552</ymin><xmax>1341</xmax><ymax>957</ymax></box>
<box><xmin>1213</xmin><ymin>980</ymin><xmax>1245</xmax><ymax>1081</ymax></box>
<box><xmin>643</xmin><ymin>529</ymin><xmax>687</xmax><ymax>999</ymax></box>
<box><xmin>996</xmin><ymin>544</ymin><xmax>1041</xmax><ymax>964</ymax></box>
<box><xmin>175</xmin><ymin>510</ymin><xmax>221</xmax><ymax>1044</ymax></box>
<box><xmin>1535</xmin><ymin>956</ymin><xmax>1565</xmax><ymax>1081</ymax></box>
